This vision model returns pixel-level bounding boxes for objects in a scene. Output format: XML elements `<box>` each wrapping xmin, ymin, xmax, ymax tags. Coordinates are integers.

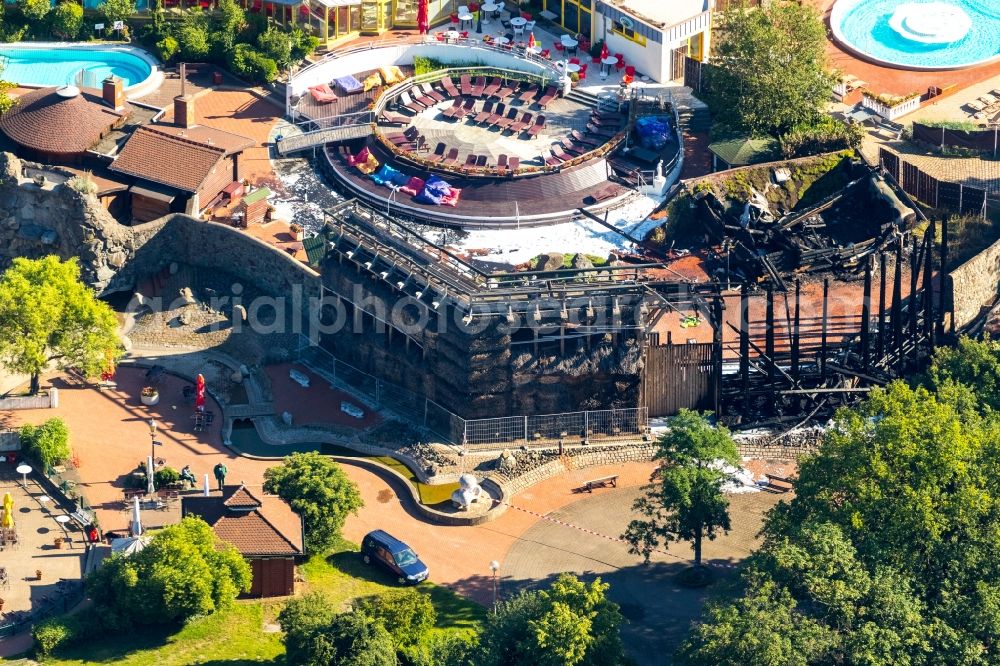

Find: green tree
<box><xmin>86</xmin><ymin>517</ymin><xmax>251</xmax><ymax>629</ymax></box>
<box><xmin>99</xmin><ymin>0</ymin><xmax>135</xmax><ymax>31</ymax></box>
<box><xmin>927</xmin><ymin>335</ymin><xmax>1000</xmax><ymax>411</ymax></box>
<box><xmin>409</xmin><ymin>633</ymin><xmax>477</xmax><ymax>666</ymax></box>
<box><xmin>705</xmin><ymin>0</ymin><xmax>835</xmax><ymax>138</ymax></box>
<box><xmin>20</xmin><ymin>418</ymin><xmax>70</xmax><ymax>469</ymax></box>
<box><xmin>18</xmin><ymin>0</ymin><xmax>50</xmax><ymax>22</ymax></box>
<box><xmin>256</xmin><ymin>28</ymin><xmax>292</xmax><ymax>69</ymax></box>
<box><xmin>353</xmin><ymin>588</ymin><xmax>436</xmax><ymax>652</ymax></box>
<box><xmin>49</xmin><ymin>1</ymin><xmax>83</xmax><ymax>39</ymax></box>
<box><xmin>278</xmin><ymin>591</ymin><xmax>340</xmax><ymax>666</ymax></box>
<box><xmin>263</xmin><ymin>452</ymin><xmax>363</xmax><ymax>554</ymax></box>
<box><xmin>681</xmin><ymin>382</ymin><xmax>1000</xmax><ymax>664</ymax></box>
<box><xmin>321</xmin><ymin>613</ymin><xmax>395</xmax><ymax>666</ymax></box>
<box><xmin>622</xmin><ymin>409</ymin><xmax>739</xmax><ymax>566</ymax></box>
<box><xmin>476</xmin><ymin>573</ymin><xmax>627</xmax><ymax>666</ymax></box>
<box><xmin>0</xmin><ymin>257</ymin><xmax>121</xmax><ymax>394</ymax></box>
<box><xmin>178</xmin><ymin>22</ymin><xmax>210</xmax><ymax>59</ymax></box>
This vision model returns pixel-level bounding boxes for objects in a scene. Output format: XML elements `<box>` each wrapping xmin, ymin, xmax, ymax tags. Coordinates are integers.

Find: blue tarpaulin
<box><xmin>415</xmin><ymin>175</ymin><xmax>453</xmax><ymax>205</ymax></box>
<box><xmin>635</xmin><ymin>116</ymin><xmax>672</xmax><ymax>151</ymax></box>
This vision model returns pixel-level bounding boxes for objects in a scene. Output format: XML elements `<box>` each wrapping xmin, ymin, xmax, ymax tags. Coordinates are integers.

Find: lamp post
<box><xmin>148</xmin><ymin>419</ymin><xmax>158</xmax><ymax>464</ymax></box>
<box><xmin>489</xmin><ymin>560</ymin><xmax>500</xmax><ymax>613</ymax></box>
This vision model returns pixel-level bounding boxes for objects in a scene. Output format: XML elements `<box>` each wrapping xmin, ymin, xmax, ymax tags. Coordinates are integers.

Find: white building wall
<box><xmin>596</xmin><ymin>13</ymin><xmax>668</xmax><ymax>82</ymax></box>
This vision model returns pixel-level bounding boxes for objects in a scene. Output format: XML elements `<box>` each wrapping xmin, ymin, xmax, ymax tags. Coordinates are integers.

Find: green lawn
<box><xmin>42</xmin><ymin>539</ymin><xmax>485</xmax><ymax>664</ymax></box>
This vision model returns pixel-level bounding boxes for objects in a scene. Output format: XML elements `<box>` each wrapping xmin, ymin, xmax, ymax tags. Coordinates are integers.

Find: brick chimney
<box><xmin>102</xmin><ymin>76</ymin><xmax>124</xmax><ymax>111</ymax></box>
<box><xmin>174</xmin><ymin>94</ymin><xmax>195</xmax><ymax>129</ymax></box>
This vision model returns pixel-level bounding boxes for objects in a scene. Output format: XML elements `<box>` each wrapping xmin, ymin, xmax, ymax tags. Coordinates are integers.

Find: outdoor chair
<box><xmin>570</xmin><ymin>129</ymin><xmax>600</xmax><ymax>146</ymax></box>
<box><xmin>625</xmin><ymin>65</ymin><xmax>636</xmax><ymax>78</ymax></box>
<box><xmin>450</xmin><ymin>12</ymin><xmax>459</xmax><ymax>25</ymax></box>
<box><xmin>443</xmin><ymin>148</ymin><xmax>460</xmax><ymax>165</ymax></box>
<box><xmin>553</xmin><ymin>42</ymin><xmax>565</xmax><ymax>54</ymax></box>
<box><xmin>496</xmin><ymin>107</ymin><xmax>519</xmax><ymax>131</ymax></box>
<box><xmin>527</xmin><ymin>114</ymin><xmax>546</xmax><ymax>138</ymax></box>
<box><xmin>537</xmin><ymin>86</ymin><xmax>557</xmax><ymax>108</ymax></box>
<box><xmin>464</xmin><ymin>154</ymin><xmax>479</xmax><ymax>167</ymax></box>
<box><xmin>459</xmin><ymin>30</ymin><xmax>470</xmax><ymax>38</ymax></box>
<box><xmin>381</xmin><ymin>111</ymin><xmax>410</xmax><ymax>125</ymax></box>
<box><xmin>460</xmin><ymin>74</ymin><xmax>473</xmax><ymax>96</ymax></box>
<box><xmin>551</xmin><ymin>144</ymin><xmax>572</xmax><ymax>161</ymax></box>
<box><xmin>484</xmin><ymin>77</ymin><xmax>502</xmax><ymax>97</ymax></box>
<box><xmin>476</xmin><ymin>154</ymin><xmax>488</xmax><ymax>167</ymax></box>
<box><xmin>559</xmin><ymin>137</ymin><xmax>588</xmax><ymax>156</ymax></box>
<box><xmin>569</xmin><ymin>57</ymin><xmax>580</xmax><ymax>65</ymax></box>
<box><xmin>413</xmin><ymin>86</ymin><xmax>437</xmax><ymax>107</ymax></box>
<box><xmin>614</xmin><ymin>53</ymin><xmax>626</xmax><ymax>71</ymax></box>
<box><xmin>510</xmin><ymin>111</ymin><xmax>533</xmax><ymax>133</ymax></box>
<box><xmin>435</xmin><ymin>32</ymin><xmax>446</xmax><ymax>42</ymax></box>
<box><xmin>543</xmin><ymin>150</ymin><xmax>562</xmax><ymax>167</ymax></box>
<box><xmin>471</xmin><ymin>76</ymin><xmax>487</xmax><ymax>97</ymax></box>
<box><xmin>508</xmin><ymin>156</ymin><xmax>520</xmax><ymax>170</ymax></box>
<box><xmin>497</xmin><ymin>154</ymin><xmax>509</xmax><ymax>173</ymax></box>
<box><xmin>399</xmin><ymin>91</ymin><xmax>424</xmax><ymax>114</ymax></box>
<box><xmin>488</xmin><ymin>102</ymin><xmax>507</xmax><ymax>126</ymax></box>
<box><xmin>496</xmin><ymin>80</ymin><xmax>516</xmax><ymax>100</ymax></box>
<box><xmin>579</xmin><ymin>64</ymin><xmax>589</xmax><ymax>78</ymax></box>
<box><xmin>518</xmin><ymin>83</ymin><xmax>539</xmax><ymax>104</ymax></box>
<box><xmin>442</xmin><ymin>97</ymin><xmax>465</xmax><ymax>118</ymax></box>
<box><xmin>474</xmin><ymin>100</ymin><xmax>497</xmax><ymax>124</ymax></box>
<box><xmin>427</xmin><ymin>143</ymin><xmax>447</xmax><ymax>163</ymax></box>
<box><xmin>397</xmin><ymin>135</ymin><xmax>427</xmax><ymax>152</ymax></box>
<box><xmin>421</xmin><ymin>83</ymin><xmax>446</xmax><ymax>104</ymax></box>
<box><xmin>540</xmin><ymin>49</ymin><xmax>551</xmax><ymax>59</ymax></box>
<box><xmin>386</xmin><ymin>125</ymin><xmax>420</xmax><ymax>142</ymax></box>
<box><xmin>441</xmin><ymin>76</ymin><xmax>460</xmax><ymax>97</ymax></box>
<box><xmin>456</xmin><ymin>98</ymin><xmax>476</xmax><ymax>119</ymax></box>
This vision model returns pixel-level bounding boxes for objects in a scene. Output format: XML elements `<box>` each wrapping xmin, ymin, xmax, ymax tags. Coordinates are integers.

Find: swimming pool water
<box><xmin>0</xmin><ymin>46</ymin><xmax>152</xmax><ymax>88</ymax></box>
<box><xmin>834</xmin><ymin>0</ymin><xmax>1000</xmax><ymax>69</ymax></box>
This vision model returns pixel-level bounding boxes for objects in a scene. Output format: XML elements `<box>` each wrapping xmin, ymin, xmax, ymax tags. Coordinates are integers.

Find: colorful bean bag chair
<box><xmin>355</xmin><ymin>153</ymin><xmax>380</xmax><ymax>175</ymax></box>
<box><xmin>363</xmin><ymin>72</ymin><xmax>383</xmax><ymax>92</ymax></box>
<box><xmin>389</xmin><ymin>170</ymin><xmax>411</xmax><ymax>188</ymax></box>
<box><xmin>400</xmin><ymin>176</ymin><xmax>425</xmax><ymax>196</ymax></box>
<box><xmin>440</xmin><ymin>187</ymin><xmax>462</xmax><ymax>207</ymax></box>
<box><xmin>308</xmin><ymin>83</ymin><xmax>338</xmax><ymax>104</ymax></box>
<box><xmin>371</xmin><ymin>163</ymin><xmax>403</xmax><ymax>186</ymax></box>
<box><xmin>379</xmin><ymin>65</ymin><xmax>407</xmax><ymax>85</ymax></box>
<box><xmin>335</xmin><ymin>74</ymin><xmax>363</xmax><ymax>95</ymax></box>
<box><xmin>347</xmin><ymin>146</ymin><xmax>370</xmax><ymax>167</ymax></box>
<box><xmin>415</xmin><ymin>175</ymin><xmax>453</xmax><ymax>205</ymax></box>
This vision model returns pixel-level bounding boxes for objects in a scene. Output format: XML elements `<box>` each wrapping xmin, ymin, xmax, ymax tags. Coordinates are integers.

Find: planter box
<box><xmin>861</xmin><ymin>93</ymin><xmax>920</xmax><ymax>121</ymax></box>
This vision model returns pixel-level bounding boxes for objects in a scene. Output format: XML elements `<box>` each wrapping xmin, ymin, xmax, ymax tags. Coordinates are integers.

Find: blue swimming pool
<box><xmin>0</xmin><ymin>44</ymin><xmax>154</xmax><ymax>88</ymax></box>
<box><xmin>832</xmin><ymin>0</ymin><xmax>1000</xmax><ymax>69</ymax></box>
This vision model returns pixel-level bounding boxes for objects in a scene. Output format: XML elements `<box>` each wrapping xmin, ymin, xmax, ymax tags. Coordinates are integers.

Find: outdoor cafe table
<box><xmin>510</xmin><ymin>16</ymin><xmax>526</xmax><ymax>27</ymax></box>
<box><xmin>565</xmin><ymin>62</ymin><xmax>581</xmax><ymax>73</ymax></box>
<box><xmin>602</xmin><ymin>55</ymin><xmax>619</xmax><ymax>76</ymax></box>
<box><xmin>560</xmin><ymin>35</ymin><xmax>578</xmax><ymax>53</ymax></box>
<box><xmin>481</xmin><ymin>2</ymin><xmax>497</xmax><ymax>21</ymax></box>
<box><xmin>446</xmin><ymin>29</ymin><xmax>461</xmax><ymax>41</ymax></box>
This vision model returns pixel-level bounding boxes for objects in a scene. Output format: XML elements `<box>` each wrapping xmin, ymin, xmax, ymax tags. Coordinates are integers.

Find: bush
<box><xmin>99</xmin><ymin>0</ymin><xmax>135</xmax><ymax>29</ymax></box>
<box><xmin>413</xmin><ymin>56</ymin><xmax>445</xmax><ymax>76</ymax></box>
<box><xmin>779</xmin><ymin>117</ymin><xmax>865</xmax><ymax>159</ymax></box>
<box><xmin>229</xmin><ymin>43</ymin><xmax>278</xmax><ymax>83</ymax></box>
<box><xmin>257</xmin><ymin>28</ymin><xmax>292</xmax><ymax>69</ymax></box>
<box><xmin>178</xmin><ymin>23</ymin><xmax>210</xmax><ymax>59</ymax></box>
<box><xmin>18</xmin><ymin>0</ymin><xmax>50</xmax><ymax>22</ymax></box>
<box><xmin>33</xmin><ymin>617</ymin><xmax>77</xmax><ymax>658</ymax></box>
<box><xmin>353</xmin><ymin>589</ymin><xmax>436</xmax><ymax>650</ymax></box>
<box><xmin>154</xmin><ymin>466</ymin><xmax>180</xmax><ymax>487</ymax></box>
<box><xmin>155</xmin><ymin>35</ymin><xmax>179</xmax><ymax>62</ymax></box>
<box><xmin>49</xmin><ymin>1</ymin><xmax>82</xmax><ymax>39</ymax></box>
<box><xmin>278</xmin><ymin>592</ymin><xmax>339</xmax><ymax>666</ymax></box>
<box><xmin>20</xmin><ymin>418</ymin><xmax>70</xmax><ymax>469</ymax></box>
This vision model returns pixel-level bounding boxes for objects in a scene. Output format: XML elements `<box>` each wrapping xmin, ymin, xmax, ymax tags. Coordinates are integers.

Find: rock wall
<box><xmin>0</xmin><ymin>153</ymin><xmax>321</xmax><ymax>303</ymax></box>
<box><xmin>950</xmin><ymin>234</ymin><xmax>1000</xmax><ymax>330</ymax></box>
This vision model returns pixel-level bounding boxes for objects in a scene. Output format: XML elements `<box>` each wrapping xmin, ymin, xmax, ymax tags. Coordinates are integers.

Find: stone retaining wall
<box><xmin>734</xmin><ymin>428</ymin><xmax>824</xmax><ymax>460</ymax></box>
<box><xmin>950</xmin><ymin>234</ymin><xmax>1000</xmax><ymax>330</ymax></box>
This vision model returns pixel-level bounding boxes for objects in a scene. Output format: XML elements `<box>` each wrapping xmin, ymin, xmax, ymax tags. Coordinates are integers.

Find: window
<box><xmin>612</xmin><ymin>19</ymin><xmax>646</xmax><ymax>46</ymax></box>
<box><xmin>393</xmin><ymin>548</ymin><xmax>419</xmax><ymax>566</ymax></box>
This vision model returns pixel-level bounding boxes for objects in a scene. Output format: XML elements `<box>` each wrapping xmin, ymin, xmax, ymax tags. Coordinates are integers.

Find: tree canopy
<box><xmin>263</xmin><ymin>452</ymin><xmax>363</xmax><ymax>554</ymax></box>
<box><xmin>679</xmin><ymin>381</ymin><xmax>1000</xmax><ymax>664</ymax></box>
<box><xmin>705</xmin><ymin>0</ymin><xmax>835</xmax><ymax>138</ymax></box>
<box><xmin>475</xmin><ymin>573</ymin><xmax>627</xmax><ymax>666</ymax></box>
<box><xmin>20</xmin><ymin>417</ymin><xmax>70</xmax><ymax>469</ymax></box>
<box><xmin>278</xmin><ymin>592</ymin><xmax>399</xmax><ymax>666</ymax></box>
<box><xmin>0</xmin><ymin>256</ymin><xmax>120</xmax><ymax>393</ymax></box>
<box><xmin>49</xmin><ymin>1</ymin><xmax>83</xmax><ymax>39</ymax></box>
<box><xmin>623</xmin><ymin>409</ymin><xmax>739</xmax><ymax>565</ymax></box>
<box><xmin>87</xmin><ymin>517</ymin><xmax>251</xmax><ymax>629</ymax></box>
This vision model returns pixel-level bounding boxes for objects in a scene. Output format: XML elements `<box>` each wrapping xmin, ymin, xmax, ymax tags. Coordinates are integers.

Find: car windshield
<box><xmin>394</xmin><ymin>549</ymin><xmax>419</xmax><ymax>567</ymax></box>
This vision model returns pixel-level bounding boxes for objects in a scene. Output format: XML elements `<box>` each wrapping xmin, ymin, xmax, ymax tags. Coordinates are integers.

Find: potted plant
<box><xmin>140</xmin><ymin>386</ymin><xmax>159</xmax><ymax>406</ymax></box>
<box><xmin>54</xmin><ymin>537</ymin><xmax>63</xmax><ymax>549</ymax></box>
<box><xmin>290</xmin><ymin>223</ymin><xmax>304</xmax><ymax>242</ymax></box>
<box><xmin>35</xmin><ymin>569</ymin><xmax>42</xmax><ymax>580</ymax></box>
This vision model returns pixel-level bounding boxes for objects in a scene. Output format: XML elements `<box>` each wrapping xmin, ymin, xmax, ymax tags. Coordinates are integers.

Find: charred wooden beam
<box><xmin>792</xmin><ymin>280</ymin><xmax>801</xmax><ymax>385</ymax></box>
<box><xmin>861</xmin><ymin>259</ymin><xmax>872</xmax><ymax>372</ymax></box>
<box><xmin>766</xmin><ymin>285</ymin><xmax>776</xmax><ymax>388</ymax></box>
<box><xmin>821</xmin><ymin>278</ymin><xmax>829</xmax><ymax>381</ymax></box>
<box><xmin>740</xmin><ymin>287</ymin><xmax>750</xmax><ymax>414</ymax></box>
<box><xmin>892</xmin><ymin>236</ymin><xmax>903</xmax><ymax>363</ymax></box>
<box><xmin>878</xmin><ymin>252</ymin><xmax>887</xmax><ymax>360</ymax></box>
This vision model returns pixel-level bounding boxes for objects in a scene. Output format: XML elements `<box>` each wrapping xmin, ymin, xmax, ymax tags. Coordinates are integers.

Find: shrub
<box><xmin>257</xmin><ymin>28</ymin><xmax>292</xmax><ymax>69</ymax></box>
<box><xmin>33</xmin><ymin>616</ymin><xmax>77</xmax><ymax>658</ymax></box>
<box><xmin>229</xmin><ymin>43</ymin><xmax>278</xmax><ymax>83</ymax></box>
<box><xmin>155</xmin><ymin>35</ymin><xmax>179</xmax><ymax>62</ymax></box>
<box><xmin>154</xmin><ymin>466</ymin><xmax>180</xmax><ymax>487</ymax></box>
<box><xmin>779</xmin><ymin>117</ymin><xmax>865</xmax><ymax>159</ymax></box>
<box><xmin>278</xmin><ymin>592</ymin><xmax>339</xmax><ymax>666</ymax></box>
<box><xmin>353</xmin><ymin>589</ymin><xmax>436</xmax><ymax>650</ymax></box>
<box><xmin>99</xmin><ymin>0</ymin><xmax>135</xmax><ymax>29</ymax></box>
<box><xmin>178</xmin><ymin>23</ymin><xmax>210</xmax><ymax>59</ymax></box>
<box><xmin>18</xmin><ymin>0</ymin><xmax>50</xmax><ymax>22</ymax></box>
<box><xmin>289</xmin><ymin>27</ymin><xmax>319</xmax><ymax>62</ymax></box>
<box><xmin>20</xmin><ymin>418</ymin><xmax>70</xmax><ymax>469</ymax></box>
<box><xmin>49</xmin><ymin>1</ymin><xmax>83</xmax><ymax>39</ymax></box>
<box><xmin>413</xmin><ymin>56</ymin><xmax>444</xmax><ymax>76</ymax></box>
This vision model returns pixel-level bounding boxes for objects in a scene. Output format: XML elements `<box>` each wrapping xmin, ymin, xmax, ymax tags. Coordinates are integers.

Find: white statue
<box><xmin>450</xmin><ymin>474</ymin><xmax>484</xmax><ymax>510</ymax></box>
<box><xmin>656</xmin><ymin>160</ymin><xmax>664</xmax><ymax>179</ymax></box>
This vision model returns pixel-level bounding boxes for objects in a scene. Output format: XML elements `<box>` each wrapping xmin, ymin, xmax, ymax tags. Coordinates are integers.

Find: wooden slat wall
<box><xmin>643</xmin><ymin>342</ymin><xmax>714</xmax><ymax>417</ymax></box>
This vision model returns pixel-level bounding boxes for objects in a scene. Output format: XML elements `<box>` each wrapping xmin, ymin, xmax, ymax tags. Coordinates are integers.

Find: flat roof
<box><xmin>605</xmin><ymin>0</ymin><xmax>709</xmax><ymax>28</ymax></box>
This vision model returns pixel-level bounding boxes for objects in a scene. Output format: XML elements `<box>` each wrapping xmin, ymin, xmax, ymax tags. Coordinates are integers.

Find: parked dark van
<box><xmin>361</xmin><ymin>530</ymin><xmax>429</xmax><ymax>584</ymax></box>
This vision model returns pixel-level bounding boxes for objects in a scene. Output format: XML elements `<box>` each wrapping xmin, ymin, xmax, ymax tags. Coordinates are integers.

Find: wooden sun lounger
<box><xmin>426</xmin><ymin>142</ymin><xmax>447</xmax><ymax>163</ymax></box>
<box><xmin>483</xmin><ymin>77</ymin><xmax>502</xmax><ymax>98</ymax></box>
<box><xmin>476</xmin><ymin>154</ymin><xmax>488</xmax><ymax>167</ymax></box>
<box><xmin>452</xmin><ymin>98</ymin><xmax>476</xmax><ymax>120</ymax></box>
<box><xmin>421</xmin><ymin>82</ymin><xmax>445</xmax><ymax>104</ymax></box>
<box><xmin>464</xmin><ymin>153</ymin><xmax>479</xmax><ymax>167</ymax></box>
<box><xmin>570</xmin><ymin>129</ymin><xmax>600</xmax><ymax>146</ymax></box>
<box><xmin>487</xmin><ymin>102</ymin><xmax>507</xmax><ymax>126</ymax></box>
<box><xmin>400</xmin><ymin>91</ymin><xmax>424</xmax><ymax>114</ymax></box>
<box><xmin>559</xmin><ymin>137</ymin><xmax>588</xmax><ymax>156</ymax></box>
<box><xmin>474</xmin><ymin>100</ymin><xmax>497</xmax><ymax>124</ymax></box>
<box><xmin>440</xmin><ymin>76</ymin><xmax>460</xmax><ymax>98</ymax></box>
<box><xmin>381</xmin><ymin>111</ymin><xmax>410</xmax><ymax>125</ymax></box>
<box><xmin>497</xmin><ymin>154</ymin><xmax>509</xmax><ymax>173</ymax></box>
<box><xmin>508</xmin><ymin>156</ymin><xmax>520</xmax><ymax>171</ymax></box>
<box><xmin>537</xmin><ymin>86</ymin><xmax>557</xmax><ymax>108</ymax></box>
<box><xmin>413</xmin><ymin>87</ymin><xmax>436</xmax><ymax>107</ymax></box>
<box><xmin>385</xmin><ymin>126</ymin><xmax>420</xmax><ymax>143</ymax></box>
<box><xmin>586</xmin><ymin>122</ymin><xmax>616</xmax><ymax>137</ymax></box>
<box><xmin>460</xmin><ymin>74</ymin><xmax>473</xmax><ymax>96</ymax></box>
<box><xmin>518</xmin><ymin>83</ymin><xmax>540</xmax><ymax>104</ymax></box>
<box><xmin>495</xmin><ymin>107</ymin><xmax>519</xmax><ymax>130</ymax></box>
<box><xmin>543</xmin><ymin>150</ymin><xmax>561</xmax><ymax>167</ymax></box>
<box><xmin>550</xmin><ymin>144</ymin><xmax>572</xmax><ymax>161</ymax></box>
<box><xmin>442</xmin><ymin>147</ymin><xmax>460</xmax><ymax>165</ymax></box>
<box><xmin>441</xmin><ymin>98</ymin><xmax>464</xmax><ymax>119</ymax></box>
<box><xmin>527</xmin><ymin>115</ymin><xmax>546</xmax><ymax>138</ymax></box>
<box><xmin>471</xmin><ymin>76</ymin><xmax>487</xmax><ymax>97</ymax></box>
<box><xmin>510</xmin><ymin>112</ymin><xmax>532</xmax><ymax>133</ymax></box>
<box><xmin>495</xmin><ymin>81</ymin><xmax>516</xmax><ymax>100</ymax></box>
<box><xmin>578</xmin><ymin>475</ymin><xmax>618</xmax><ymax>492</ymax></box>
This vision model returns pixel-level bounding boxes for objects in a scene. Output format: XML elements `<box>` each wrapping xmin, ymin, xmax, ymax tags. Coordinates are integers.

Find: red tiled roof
<box><xmin>0</xmin><ymin>86</ymin><xmax>129</xmax><ymax>155</ymax></box>
<box><xmin>182</xmin><ymin>485</ymin><xmax>304</xmax><ymax>557</ymax></box>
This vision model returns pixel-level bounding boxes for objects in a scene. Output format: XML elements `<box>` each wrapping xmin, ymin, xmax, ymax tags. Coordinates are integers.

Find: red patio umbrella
<box><xmin>600</xmin><ymin>41</ymin><xmax>609</xmax><ymax>60</ymax></box>
<box><xmin>418</xmin><ymin>0</ymin><xmax>429</xmax><ymax>34</ymax></box>
<box><xmin>527</xmin><ymin>32</ymin><xmax>535</xmax><ymax>49</ymax></box>
<box><xmin>195</xmin><ymin>373</ymin><xmax>206</xmax><ymax>410</ymax></box>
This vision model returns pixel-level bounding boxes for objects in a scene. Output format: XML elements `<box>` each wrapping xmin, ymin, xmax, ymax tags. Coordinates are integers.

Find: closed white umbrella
<box><xmin>146</xmin><ymin>456</ymin><xmax>156</xmax><ymax>496</ymax></box>
<box><xmin>111</xmin><ymin>535</ymin><xmax>149</xmax><ymax>557</ymax></box>
<box><xmin>130</xmin><ymin>495</ymin><xmax>143</xmax><ymax>536</ymax></box>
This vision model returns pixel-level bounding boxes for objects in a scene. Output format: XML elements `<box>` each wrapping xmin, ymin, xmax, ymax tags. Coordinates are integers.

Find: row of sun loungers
<box><xmin>966</xmin><ymin>90</ymin><xmax>1000</xmax><ymax>115</ymax></box>
<box><xmin>397</xmin><ymin>75</ymin><xmax>559</xmax><ymax>114</ymax></box>
<box><xmin>442</xmin><ymin>98</ymin><xmax>546</xmax><ymax>136</ymax></box>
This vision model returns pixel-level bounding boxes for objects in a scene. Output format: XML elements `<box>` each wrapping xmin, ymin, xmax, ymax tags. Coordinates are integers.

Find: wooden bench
<box><xmin>577</xmin><ymin>475</ymin><xmax>619</xmax><ymax>493</ymax></box>
<box><xmin>765</xmin><ymin>474</ymin><xmax>794</xmax><ymax>493</ymax></box>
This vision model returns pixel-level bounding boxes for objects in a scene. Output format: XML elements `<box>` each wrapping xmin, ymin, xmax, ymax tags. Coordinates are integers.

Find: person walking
<box><xmin>213</xmin><ymin>462</ymin><xmax>228</xmax><ymax>491</ymax></box>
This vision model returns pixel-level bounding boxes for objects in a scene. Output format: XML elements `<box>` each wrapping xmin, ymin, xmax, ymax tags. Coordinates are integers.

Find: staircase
<box><xmin>566</xmin><ymin>87</ymin><xmax>619</xmax><ymax>113</ymax></box>
<box><xmin>671</xmin><ymin>87</ymin><xmax>712</xmax><ymax>134</ymax></box>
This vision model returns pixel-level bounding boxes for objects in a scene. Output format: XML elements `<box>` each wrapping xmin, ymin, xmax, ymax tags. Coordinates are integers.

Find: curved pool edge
<box><xmin>0</xmin><ymin>41</ymin><xmax>163</xmax><ymax>99</ymax></box>
<box><xmin>829</xmin><ymin>0</ymin><xmax>1000</xmax><ymax>72</ymax></box>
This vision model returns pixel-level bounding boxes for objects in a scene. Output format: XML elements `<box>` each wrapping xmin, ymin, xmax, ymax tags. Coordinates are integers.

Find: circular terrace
<box><xmin>284</xmin><ymin>38</ymin><xmax>676</xmax><ymax>228</ymax></box>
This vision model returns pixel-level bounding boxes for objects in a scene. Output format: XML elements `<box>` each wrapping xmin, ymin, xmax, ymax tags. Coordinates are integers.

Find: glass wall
<box><xmin>543</xmin><ymin>0</ymin><xmax>592</xmax><ymax>38</ymax></box>
<box><xmin>394</xmin><ymin>0</ymin><xmax>419</xmax><ymax>25</ymax></box>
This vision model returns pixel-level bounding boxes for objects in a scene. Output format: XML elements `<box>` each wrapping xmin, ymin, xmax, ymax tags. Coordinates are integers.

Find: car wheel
<box><xmin>363</xmin><ymin>554</ymin><xmax>371</xmax><ymax>565</ymax></box>
<box><xmin>398</xmin><ymin>576</ymin><xmax>406</xmax><ymax>585</ymax></box>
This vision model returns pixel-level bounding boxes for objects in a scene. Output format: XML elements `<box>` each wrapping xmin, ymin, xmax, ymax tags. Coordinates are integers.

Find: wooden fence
<box><xmin>643</xmin><ymin>340</ymin><xmax>714</xmax><ymax>417</ymax></box>
<box><xmin>878</xmin><ymin>147</ymin><xmax>992</xmax><ymax>216</ymax></box>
